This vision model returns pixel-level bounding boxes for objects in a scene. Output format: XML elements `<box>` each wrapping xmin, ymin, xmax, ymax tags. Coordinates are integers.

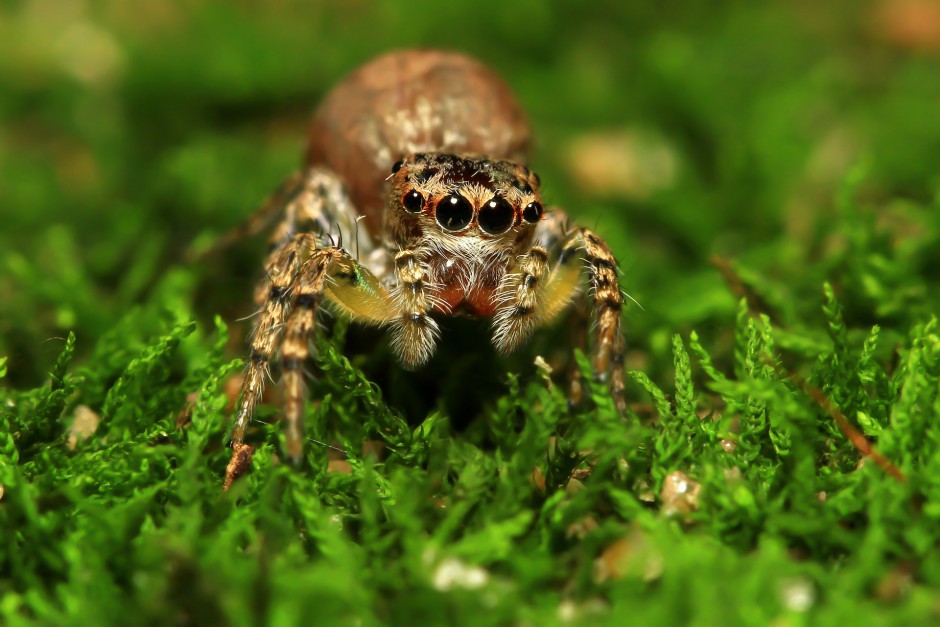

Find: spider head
<box><xmin>386</xmin><ymin>153</ymin><xmax>543</xmax><ymax>241</ymax></box>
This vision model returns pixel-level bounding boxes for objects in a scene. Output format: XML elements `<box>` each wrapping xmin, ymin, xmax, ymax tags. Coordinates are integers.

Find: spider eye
<box><xmin>402</xmin><ymin>190</ymin><xmax>425</xmax><ymax>213</ymax></box>
<box><xmin>391</xmin><ymin>160</ymin><xmax>403</xmax><ymax>174</ymax></box>
<box><xmin>522</xmin><ymin>201</ymin><xmax>543</xmax><ymax>223</ymax></box>
<box><xmin>478</xmin><ymin>196</ymin><xmax>515</xmax><ymax>234</ymax></box>
<box><xmin>435</xmin><ymin>194</ymin><xmax>473</xmax><ymax>231</ymax></box>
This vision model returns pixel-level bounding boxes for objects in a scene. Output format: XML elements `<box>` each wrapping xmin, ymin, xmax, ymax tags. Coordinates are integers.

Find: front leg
<box><xmin>491</xmin><ymin>222</ymin><xmax>626</xmax><ymax>415</ymax></box>
<box><xmin>389</xmin><ymin>249</ymin><xmax>441</xmax><ymax>368</ymax></box>
<box><xmin>491</xmin><ymin>246</ymin><xmax>551</xmax><ymax>354</ymax></box>
<box><xmin>574</xmin><ymin>229</ymin><xmax>626</xmax><ymax>414</ymax></box>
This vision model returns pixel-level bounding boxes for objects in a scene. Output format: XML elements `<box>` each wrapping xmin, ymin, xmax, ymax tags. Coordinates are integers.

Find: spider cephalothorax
<box><xmin>219</xmin><ymin>50</ymin><xmax>626</xmax><ymax>488</ymax></box>
<box><xmin>383</xmin><ymin>153</ymin><xmax>545</xmax><ymax>362</ymax></box>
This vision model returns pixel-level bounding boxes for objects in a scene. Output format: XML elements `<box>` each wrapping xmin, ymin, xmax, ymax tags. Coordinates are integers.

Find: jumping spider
<box><xmin>221</xmin><ymin>50</ymin><xmax>626</xmax><ymax>488</ymax></box>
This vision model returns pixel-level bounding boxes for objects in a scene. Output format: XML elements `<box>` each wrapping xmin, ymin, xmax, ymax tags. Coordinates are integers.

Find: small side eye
<box><xmin>402</xmin><ymin>190</ymin><xmax>424</xmax><ymax>213</ymax></box>
<box><xmin>522</xmin><ymin>201</ymin><xmax>543</xmax><ymax>223</ymax></box>
<box><xmin>391</xmin><ymin>160</ymin><xmax>403</xmax><ymax>174</ymax></box>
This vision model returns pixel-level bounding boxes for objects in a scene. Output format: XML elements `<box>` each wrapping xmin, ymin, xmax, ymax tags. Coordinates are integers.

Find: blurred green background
<box><xmin>3</xmin><ymin>0</ymin><xmax>940</xmax><ymax>385</ymax></box>
<box><xmin>5</xmin><ymin>2</ymin><xmax>940</xmax><ymax>624</ymax></box>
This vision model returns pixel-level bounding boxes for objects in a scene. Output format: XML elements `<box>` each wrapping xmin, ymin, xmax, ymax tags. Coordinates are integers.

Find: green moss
<box><xmin>4</xmin><ymin>0</ymin><xmax>940</xmax><ymax>624</ymax></box>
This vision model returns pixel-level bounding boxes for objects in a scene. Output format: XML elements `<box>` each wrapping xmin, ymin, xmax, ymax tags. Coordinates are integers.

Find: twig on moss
<box><xmin>766</xmin><ymin>356</ymin><xmax>906</xmax><ymax>483</ymax></box>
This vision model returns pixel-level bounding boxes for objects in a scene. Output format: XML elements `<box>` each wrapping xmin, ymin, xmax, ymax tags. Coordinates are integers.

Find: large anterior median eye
<box><xmin>435</xmin><ymin>194</ymin><xmax>473</xmax><ymax>231</ymax></box>
<box><xmin>478</xmin><ymin>196</ymin><xmax>515</xmax><ymax>234</ymax></box>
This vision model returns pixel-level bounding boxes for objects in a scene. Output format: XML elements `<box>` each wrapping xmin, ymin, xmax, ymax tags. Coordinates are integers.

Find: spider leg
<box><xmin>279</xmin><ymin>251</ymin><xmax>334</xmax><ymax>465</ymax></box>
<box><xmin>201</xmin><ymin>166</ymin><xmax>374</xmax><ymax>261</ymax></box>
<box><xmin>280</xmin><ymin>247</ymin><xmax>399</xmax><ymax>463</ymax></box>
<box><xmin>226</xmin><ymin>243</ymin><xmax>399</xmax><ymax>487</ymax></box>
<box><xmin>575</xmin><ymin>228</ymin><xmax>625</xmax><ymax>414</ymax></box>
<box><xmin>195</xmin><ymin>171</ymin><xmax>303</xmax><ymax>261</ymax></box>
<box><xmin>389</xmin><ymin>249</ymin><xmax>440</xmax><ymax>368</ymax></box>
<box><xmin>491</xmin><ymin>216</ymin><xmax>626</xmax><ymax>415</ymax></box>
<box><xmin>491</xmin><ymin>246</ymin><xmax>551</xmax><ymax>353</ymax></box>
<box><xmin>225</xmin><ymin>233</ymin><xmax>317</xmax><ymax>490</ymax></box>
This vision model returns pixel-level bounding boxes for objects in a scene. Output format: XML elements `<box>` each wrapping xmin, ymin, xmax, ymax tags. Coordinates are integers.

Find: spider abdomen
<box><xmin>304</xmin><ymin>50</ymin><xmax>532</xmax><ymax>239</ymax></box>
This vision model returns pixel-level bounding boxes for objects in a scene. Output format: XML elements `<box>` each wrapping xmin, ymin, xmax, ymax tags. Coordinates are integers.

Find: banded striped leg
<box><xmin>491</xmin><ymin>246</ymin><xmax>551</xmax><ymax>353</ymax></box>
<box><xmin>226</xmin><ymin>245</ymin><xmax>399</xmax><ymax>488</ymax></box>
<box><xmin>280</xmin><ymin>248</ymin><xmax>340</xmax><ymax>464</ymax></box>
<box><xmin>280</xmin><ymin>248</ymin><xmax>400</xmax><ymax>464</ymax></box>
<box><xmin>389</xmin><ymin>250</ymin><xmax>440</xmax><ymax>368</ymax></box>
<box><xmin>490</xmin><ymin>227</ymin><xmax>626</xmax><ymax>416</ymax></box>
<box><xmin>225</xmin><ymin>233</ymin><xmax>317</xmax><ymax>489</ymax></box>
<box><xmin>557</xmin><ymin>229</ymin><xmax>625</xmax><ymax>415</ymax></box>
<box><xmin>204</xmin><ymin>171</ymin><xmax>305</xmax><ymax>259</ymax></box>
<box><xmin>200</xmin><ymin>166</ymin><xmax>372</xmax><ymax>262</ymax></box>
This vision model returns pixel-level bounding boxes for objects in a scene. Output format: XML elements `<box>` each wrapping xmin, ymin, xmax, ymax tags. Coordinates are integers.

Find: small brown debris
<box><xmin>175</xmin><ymin>391</ymin><xmax>199</xmax><ymax>429</ymax></box>
<box><xmin>571</xmin><ymin>466</ymin><xmax>592</xmax><ymax>481</ymax></box>
<box><xmin>720</xmin><ymin>438</ymin><xmax>736</xmax><ymax>453</ymax></box>
<box><xmin>875</xmin><ymin>562</ymin><xmax>914</xmax><ymax>601</ymax></box>
<box><xmin>565</xmin><ymin>516</ymin><xmax>599</xmax><ymax>540</ymax></box>
<box><xmin>67</xmin><ymin>405</ymin><xmax>100</xmax><ymax>450</ymax></box>
<box><xmin>327</xmin><ymin>459</ymin><xmax>352</xmax><ymax>475</ymax></box>
<box><xmin>594</xmin><ymin>537</ymin><xmax>630</xmax><ymax>583</ymax></box>
<box><xmin>660</xmin><ymin>470</ymin><xmax>701</xmax><ymax>518</ymax></box>
<box><xmin>594</xmin><ymin>526</ymin><xmax>663</xmax><ymax>583</ymax></box>
<box><xmin>565</xmin><ymin>477</ymin><xmax>585</xmax><ymax>495</ymax></box>
<box><xmin>531</xmin><ymin>466</ymin><xmax>546</xmax><ymax>492</ymax></box>
<box><xmin>361</xmin><ymin>440</ymin><xmax>385</xmax><ymax>460</ymax></box>
<box><xmin>223</xmin><ymin>442</ymin><xmax>255</xmax><ymax>491</ymax></box>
